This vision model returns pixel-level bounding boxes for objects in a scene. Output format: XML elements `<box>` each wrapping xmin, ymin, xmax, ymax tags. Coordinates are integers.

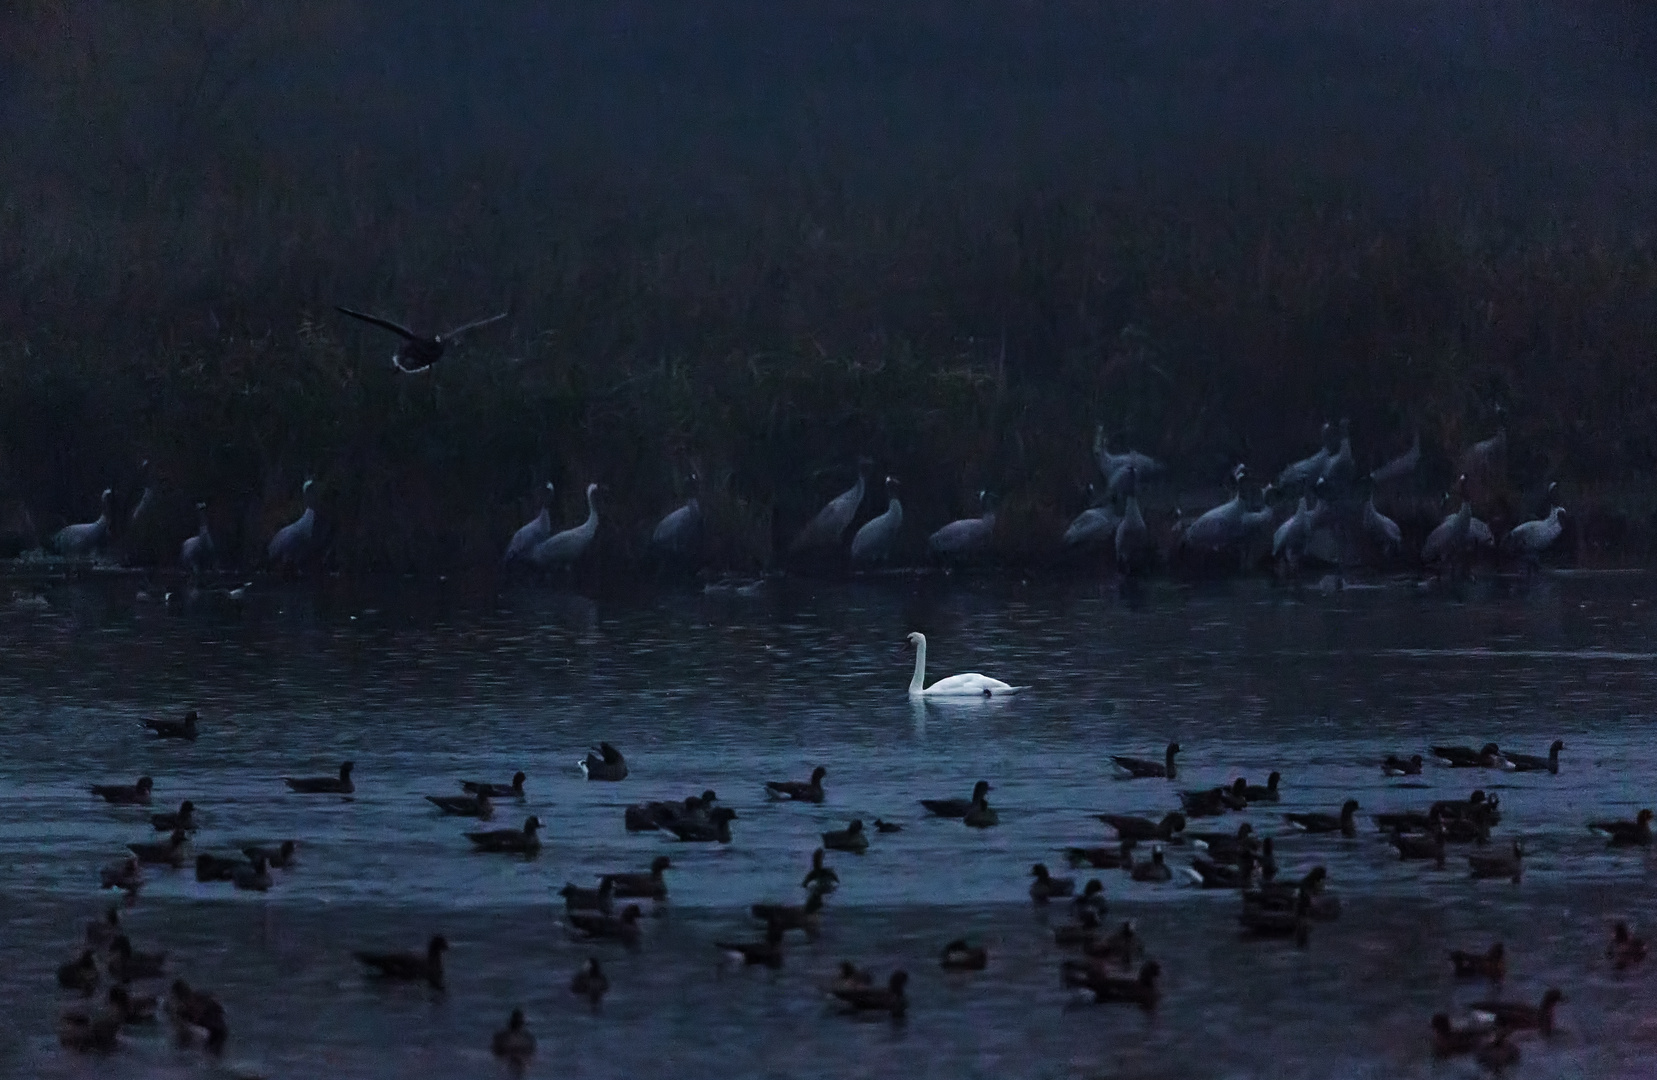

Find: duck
<box><xmin>58</xmin><ymin>950</ymin><xmax>100</xmax><ymax>995</ymax></box>
<box><xmin>232</xmin><ymin>853</ymin><xmax>272</xmax><ymax>892</ymax></box>
<box><xmin>765</xmin><ymin>765</ymin><xmax>827</xmax><ymax>803</ymax></box>
<box><xmin>1053</xmin><ymin>907</ymin><xmax>1103</xmax><ymax>947</ymax></box>
<box><xmin>1083</xmin><ymin>920</ymin><xmax>1143</xmax><ymax>966</ymax></box>
<box><xmin>962</xmin><ymin>796</ymin><xmax>1000</xmax><ymax>829</ymax></box>
<box><xmin>194</xmin><ymin>853</ymin><xmax>242</xmax><ymax>883</ymax></box>
<box><xmin>1029</xmin><ymin>863</ymin><xmax>1076</xmax><ymax>903</ymax></box>
<box><xmin>1450</xmin><ymin>942</ymin><xmax>1506</xmax><ymax>980</ymax></box>
<box><xmin>1179</xmin><ymin>786</ymin><xmax>1234</xmax><ymax>818</ymax></box>
<box><xmin>1431</xmin><ymin>743</ymin><xmax>1511</xmax><ymax>769</ymax></box>
<box><xmin>149</xmin><ymin>801</ymin><xmax>197</xmax><ymax>833</ymax></box>
<box><xmin>558</xmin><ymin>878</ymin><xmax>615</xmax><ymax>914</ymax></box>
<box><xmin>266</xmin><ymin>478</ymin><xmax>319</xmax><ymax>569</ymax></box>
<box><xmin>1187</xmin><ymin>823</ymin><xmax>1257</xmax><ymax>863</ymax></box>
<box><xmin>167</xmin><ymin>980</ymin><xmax>227</xmax><ymax>1051</ymax></box>
<box><xmin>940</xmin><ymin>940</ymin><xmax>988</xmax><ymax>971</ymax></box>
<box><xmin>850</xmin><ymin>476</ymin><xmax>904</xmax><ymax>564</ymax></box>
<box><xmin>832</xmin><ymin>970</ymin><xmax>907</xmax><ymax>1017</ymax></box>
<box><xmin>667</xmin><ymin>806</ymin><xmax>738</xmax><ymax>843</ymax></box>
<box><xmin>1382</xmin><ymin>753</ymin><xmax>1424</xmax><ymax>777</ymax></box>
<box><xmin>625</xmin><ymin>791</ymin><xmax>716</xmax><ymax>832</ymax></box>
<box><xmin>53</xmin><ymin>488</ymin><xmax>113</xmax><ymax>556</ymax></box>
<box><xmin>57</xmin><ymin>1010</ymin><xmax>121</xmax><ymax>1053</ymax></box>
<box><xmin>873</xmin><ymin>819</ymin><xmax>903</xmax><ymax>833</ymax></box>
<box><xmin>1184</xmin><ymin>850</ymin><xmax>1257</xmax><ymax>890</ymax></box>
<box><xmin>578</xmin><ymin>742</ymin><xmax>628</xmax><ymax>781</ymax></box>
<box><xmin>906</xmin><ymin>632</ymin><xmax>1024</xmax><ymax>697</ymax></box>
<box><xmin>830</xmin><ymin>961</ymin><xmax>876</xmax><ymax>993</ymax></box>
<box><xmin>462</xmin><ymin>771</ymin><xmax>527</xmax><ymax>799</ymax></box>
<box><xmin>106</xmin><ymin>985</ymin><xmax>157</xmax><ymax>1025</ymax></box>
<box><xmin>751</xmin><ymin>890</ymin><xmax>825</xmax><ymax>940</ymax></box>
<box><xmin>715</xmin><ymin>923</ymin><xmax>784</xmax><ymax>968</ymax></box>
<box><xmin>1242</xmin><ymin>772</ymin><xmax>1282</xmax><ymax>803</ymax></box>
<box><xmin>1588</xmin><ymin>808</ymin><xmax>1653</xmax><ymax>846</ymax></box>
<box><xmin>242</xmin><ymin>840</ymin><xmax>297</xmax><ymax>869</ymax></box>
<box><xmin>1468</xmin><ymin>840</ymin><xmax>1524</xmax><ymax>883</ymax></box>
<box><xmin>1430</xmin><ymin>1012</ymin><xmax>1495</xmax><ymax>1057</ymax></box>
<box><xmin>1391</xmin><ymin>823</ymin><xmax>1447</xmax><ymax>867</ymax></box>
<box><xmin>503</xmin><ymin>482</ymin><xmax>556</xmax><ymax>564</ymax></box>
<box><xmin>1066</xmin><ymin>959</ymin><xmax>1161</xmax><ymax>1007</ymax></box>
<box><xmin>571</xmin><ymin>958</ymin><xmax>610</xmax><ymax>1004</ymax></box>
<box><xmin>426</xmin><ymin>792</ymin><xmax>493</xmax><ymax>819</ymax></box>
<box><xmin>141</xmin><ymin>711</ymin><xmax>198</xmax><ymax>741</ymax></box>
<box><xmin>1072</xmin><ymin>878</ymin><xmax>1109</xmax><ymax>916</ymax></box>
<box><xmin>1063</xmin><ymin>840</ymin><xmax>1136</xmax><ymax>870</ymax></box>
<box><xmin>1238</xmin><ymin>886</ymin><xmax>1312</xmax><ymax>945</ymax></box>
<box><xmin>1468</xmin><ymin>989</ymin><xmax>1564</xmax><ymax>1035</ymax></box>
<box><xmin>921</xmin><ymin>780</ymin><xmax>995</xmax><ymax>818</ymax></box>
<box><xmin>600</xmin><ymin>856</ymin><xmax>673</xmax><ymax>900</ymax></box>
<box><xmin>491</xmin><ymin>1008</ymin><xmax>536</xmax><ymax>1064</ymax></box>
<box><xmin>1111</xmin><ymin>741</ymin><xmax>1180</xmax><ymax>780</ymax></box>
<box><xmin>1505</xmin><ymin>740</ymin><xmax>1564</xmax><ymax>774</ymax></box>
<box><xmin>90</xmin><ymin>777</ymin><xmax>153</xmax><ymax>805</ymax></box>
<box><xmin>1609</xmin><ymin>922</ymin><xmax>1647</xmax><ymax>971</ymax></box>
<box><xmin>99</xmin><ymin>858</ymin><xmax>142</xmax><ymax>893</ymax></box>
<box><xmin>822</xmin><ymin>819</ymin><xmax>869</xmax><ymax>853</ymax></box>
<box><xmin>1284</xmin><ymin>799</ymin><xmax>1360</xmax><ymax>836</ymax></box>
<box><xmin>1098</xmin><ymin>812</ymin><xmax>1186</xmax><ymax>843</ymax></box>
<box><xmin>107</xmin><ymin>936</ymin><xmax>166</xmax><ymax>981</ymax></box>
<box><xmin>790</xmin><ymin>460</ymin><xmax>869</xmax><ymax>556</ymax></box>
<box><xmin>927</xmin><ymin>491</ymin><xmax>996</xmax><ymax>562</ymax></box>
<box><xmin>127</xmin><ymin>829</ymin><xmax>190</xmax><ymax>867</ymax></box>
<box><xmin>530</xmin><ymin>482</ymin><xmax>601</xmax><ymax>570</ymax></box>
<box><xmin>466</xmin><ymin>816</ymin><xmax>542</xmax><ymax>855</ymax></box>
<box><xmin>334</xmin><ymin>306</ymin><xmax>507</xmax><ymax>373</ymax></box>
<box><xmin>1130</xmin><ymin>847</ymin><xmax>1172</xmax><ymax>883</ymax></box>
<box><xmin>85</xmin><ymin>908</ymin><xmax>121</xmax><ymax>948</ymax></box>
<box><xmin>1433</xmin><ymin>790</ymin><xmax>1502</xmax><ymax>826</ymax></box>
<box><xmin>801</xmin><ymin>848</ymin><xmax>839</xmax><ymax>893</ymax></box>
<box><xmin>283</xmin><ymin>761</ymin><xmax>354</xmax><ymax>794</ymax></box>
<box><xmin>570</xmin><ymin>905</ymin><xmax>643</xmax><ymax>949</ymax></box>
<box><xmin>353</xmin><ymin>935</ymin><xmax>447</xmax><ymax>988</ymax></box>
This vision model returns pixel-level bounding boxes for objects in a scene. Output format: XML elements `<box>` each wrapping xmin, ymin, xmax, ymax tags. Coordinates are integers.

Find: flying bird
<box><xmin>335</xmin><ymin>307</ymin><xmax>508</xmax><ymax>374</ymax></box>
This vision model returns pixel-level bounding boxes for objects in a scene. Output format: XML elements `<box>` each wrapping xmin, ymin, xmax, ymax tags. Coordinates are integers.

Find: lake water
<box><xmin>0</xmin><ymin>569</ymin><xmax>1653</xmax><ymax>1079</ymax></box>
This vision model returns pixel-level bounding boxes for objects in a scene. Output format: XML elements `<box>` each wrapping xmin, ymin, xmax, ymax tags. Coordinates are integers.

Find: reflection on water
<box><xmin>0</xmin><ymin>571</ymin><xmax>1653</xmax><ymax>1078</ymax></box>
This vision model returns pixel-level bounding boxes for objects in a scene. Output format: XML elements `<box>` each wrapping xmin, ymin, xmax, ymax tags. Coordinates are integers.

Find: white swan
<box><xmin>906</xmin><ymin>632</ymin><xmax>1025</xmax><ymax>698</ymax></box>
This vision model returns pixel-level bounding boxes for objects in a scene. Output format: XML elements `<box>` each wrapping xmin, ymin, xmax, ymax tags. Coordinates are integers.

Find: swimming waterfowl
<box><xmin>1431</xmin><ymin>1012</ymin><xmax>1495</xmax><ymax>1057</ymax></box>
<box><xmin>822</xmin><ymin>819</ymin><xmax>869</xmax><ymax>853</ymax></box>
<box><xmin>1468</xmin><ymin>840</ymin><xmax>1524</xmax><ymax>883</ymax></box>
<box><xmin>467</xmin><ymin>816</ymin><xmax>543</xmax><ymax>855</ymax></box>
<box><xmin>1029</xmin><ymin>863</ymin><xmax>1076</xmax><ymax>903</ymax></box>
<box><xmin>765</xmin><ymin>765</ymin><xmax>827</xmax><ymax>803</ymax></box>
<box><xmin>1432</xmin><ymin>743</ymin><xmax>1511</xmax><ymax>769</ymax></box>
<box><xmin>194</xmin><ymin>853</ymin><xmax>242</xmax><ymax>883</ymax></box>
<box><xmin>940</xmin><ymin>940</ymin><xmax>988</xmax><ymax>971</ymax></box>
<box><xmin>167</xmin><ymin>980</ymin><xmax>227</xmax><ymax>1051</ymax></box>
<box><xmin>802</xmin><ymin>848</ymin><xmax>839</xmax><ymax>894</ymax></box>
<box><xmin>1468</xmin><ymin>989</ymin><xmax>1564</xmax><ymax>1035</ymax></box>
<box><xmin>716</xmin><ymin>923</ymin><xmax>784</xmax><ymax>968</ymax></box>
<box><xmin>232</xmin><ymin>854</ymin><xmax>272</xmax><ymax>892</ymax></box>
<box><xmin>426</xmin><ymin>792</ymin><xmax>494</xmax><ymax>819</ymax></box>
<box><xmin>1073</xmin><ymin>878</ymin><xmax>1109</xmax><ymax>916</ymax></box>
<box><xmin>1284</xmin><ymin>799</ymin><xmax>1361</xmax><ymax>836</ymax></box>
<box><xmin>921</xmin><ymin>780</ymin><xmax>994</xmax><ymax>818</ymax></box>
<box><xmin>1065</xmin><ymin>959</ymin><xmax>1161</xmax><ymax>1007</ymax></box>
<box><xmin>571</xmin><ymin>958</ymin><xmax>610</xmax><ymax>1004</ymax></box>
<box><xmin>1391</xmin><ymin>822</ymin><xmax>1447</xmax><ymax>867</ymax></box>
<box><xmin>461</xmin><ymin>771</ymin><xmax>528</xmax><ymax>799</ymax></box>
<box><xmin>1052</xmin><ymin>907</ymin><xmax>1103</xmax><ymax>947</ymax></box>
<box><xmin>833</xmin><ymin>961</ymin><xmax>876</xmax><ymax>990</ymax></box>
<box><xmin>1588</xmin><ymin>808</ymin><xmax>1653</xmax><ymax>846</ymax></box>
<box><xmin>1242</xmin><ymin>772</ymin><xmax>1282</xmax><ymax>803</ymax></box>
<box><xmin>283</xmin><ymin>761</ymin><xmax>354</xmax><ymax>794</ymax></box>
<box><xmin>832</xmin><ymin>970</ymin><xmax>908</xmax><ymax>1017</ymax></box>
<box><xmin>142</xmin><ymin>711</ymin><xmax>198</xmax><ymax>741</ymax></box>
<box><xmin>57</xmin><ymin>1009</ymin><xmax>120</xmax><ymax>1053</ymax></box>
<box><xmin>1111</xmin><ymin>741</ymin><xmax>1181</xmax><ymax>780</ymax></box>
<box><xmin>1609</xmin><ymin>922</ymin><xmax>1647</xmax><ymax>971</ymax></box>
<box><xmin>1433</xmin><ymin>790</ymin><xmax>1502</xmax><ymax>826</ymax></box>
<box><xmin>578</xmin><ymin>742</ymin><xmax>628</xmax><ymax>781</ymax></box>
<box><xmin>668</xmin><ymin>806</ymin><xmax>737</xmax><ymax>843</ymax></box>
<box><xmin>1450</xmin><ymin>942</ymin><xmax>1506</xmax><ymax>980</ymax></box>
<box><xmin>59</xmin><ymin>950</ymin><xmax>100</xmax><ymax>995</ymax></box>
<box><xmin>751</xmin><ymin>890</ymin><xmax>825</xmax><ymax>939</ymax></box>
<box><xmin>127</xmin><ymin>829</ymin><xmax>190</xmax><ymax>867</ymax></box>
<box><xmin>1130</xmin><ymin>847</ymin><xmax>1172</xmax><ymax>882</ymax></box>
<box><xmin>559</xmin><ymin>878</ymin><xmax>615</xmax><ymax>914</ymax></box>
<box><xmin>962</xmin><ymin>796</ymin><xmax>1000</xmax><ymax>828</ymax></box>
<box><xmin>905</xmin><ymin>632</ymin><xmax>1024</xmax><ymax>697</ymax></box>
<box><xmin>106</xmin><ymin>985</ymin><xmax>157</xmax><ymax>1025</ymax></box>
<box><xmin>91</xmin><ymin>777</ymin><xmax>153</xmax><ymax>805</ymax></box>
<box><xmin>1505</xmin><ymin>740</ymin><xmax>1564</xmax><ymax>774</ymax></box>
<box><xmin>353</xmin><ymin>935</ymin><xmax>447</xmax><ymax>988</ymax></box>
<box><xmin>1382</xmin><ymin>753</ymin><xmax>1424</xmax><ymax>777</ymax></box>
<box><xmin>241</xmin><ymin>840</ymin><xmax>297</xmax><ymax>869</ymax></box>
<box><xmin>1063</xmin><ymin>840</ymin><xmax>1136</xmax><ymax>870</ymax></box>
<box><xmin>85</xmin><ymin>908</ymin><xmax>120</xmax><ymax>948</ymax></box>
<box><xmin>873</xmin><ymin>819</ymin><xmax>903</xmax><ymax>833</ymax></box>
<box><xmin>99</xmin><ymin>858</ymin><xmax>142</xmax><ymax>893</ymax></box>
<box><xmin>1083</xmin><ymin>920</ymin><xmax>1143</xmax><ymax>966</ymax></box>
<box><xmin>491</xmin><ymin>1008</ymin><xmax>536</xmax><ymax>1065</ymax></box>
<box><xmin>107</xmin><ymin>936</ymin><xmax>166</xmax><ymax>981</ymax></box>
<box><xmin>334</xmin><ymin>306</ymin><xmax>508</xmax><ymax>374</ymax></box>
<box><xmin>1239</xmin><ymin>886</ymin><xmax>1312</xmax><ymax>945</ymax></box>
<box><xmin>529</xmin><ymin>482</ymin><xmax>601</xmax><ymax>570</ymax></box>
<box><xmin>570</xmin><ymin>905</ymin><xmax>643</xmax><ymax>949</ymax></box>
<box><xmin>504</xmin><ymin>482</ymin><xmax>556</xmax><ymax>565</ymax></box>
<box><xmin>625</xmin><ymin>790</ymin><xmax>717</xmax><ymax>832</ymax></box>
<box><xmin>1184</xmin><ymin>850</ymin><xmax>1257</xmax><ymax>890</ymax></box>
<box><xmin>1099</xmin><ymin>812</ymin><xmax>1186</xmax><ymax>843</ymax></box>
<box><xmin>1186</xmin><ymin>823</ymin><xmax>1257</xmax><ymax>861</ymax></box>
<box><xmin>600</xmin><ymin>856</ymin><xmax>673</xmax><ymax>900</ymax></box>
<box><xmin>1179</xmin><ymin>785</ymin><xmax>1234</xmax><ymax>818</ymax></box>
<box><xmin>150</xmin><ymin>801</ymin><xmax>197</xmax><ymax>832</ymax></box>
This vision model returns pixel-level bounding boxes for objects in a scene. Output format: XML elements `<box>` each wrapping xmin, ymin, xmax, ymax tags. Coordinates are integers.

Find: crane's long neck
<box><xmin>582</xmin><ymin>490</ymin><xmax>599</xmax><ymax>533</ymax></box>
<box><xmin>909</xmin><ymin>638</ymin><xmax>926</xmax><ymax>695</ymax></box>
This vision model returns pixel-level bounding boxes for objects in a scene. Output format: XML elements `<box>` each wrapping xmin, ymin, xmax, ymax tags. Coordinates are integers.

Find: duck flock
<box><xmin>44</xmin><ymin>632</ymin><xmax>1653</xmax><ymax>1074</ymax></box>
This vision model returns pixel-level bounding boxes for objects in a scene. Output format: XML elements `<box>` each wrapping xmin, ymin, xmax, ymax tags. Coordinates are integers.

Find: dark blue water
<box><xmin>1</xmin><ymin>570</ymin><xmax>1653</xmax><ymax>1078</ymax></box>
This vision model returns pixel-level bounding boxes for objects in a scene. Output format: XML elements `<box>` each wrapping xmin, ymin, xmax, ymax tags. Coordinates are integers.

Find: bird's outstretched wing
<box><xmin>335</xmin><ymin>306</ymin><xmax>420</xmax><ymax>341</ymax></box>
<box><xmin>441</xmin><ymin>312</ymin><xmax>509</xmax><ymax>340</ymax></box>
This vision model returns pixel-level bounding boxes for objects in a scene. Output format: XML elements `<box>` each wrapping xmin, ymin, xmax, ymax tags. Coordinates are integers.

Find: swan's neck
<box><xmin>909</xmin><ymin>639</ymin><xmax>926</xmax><ymax>695</ymax></box>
